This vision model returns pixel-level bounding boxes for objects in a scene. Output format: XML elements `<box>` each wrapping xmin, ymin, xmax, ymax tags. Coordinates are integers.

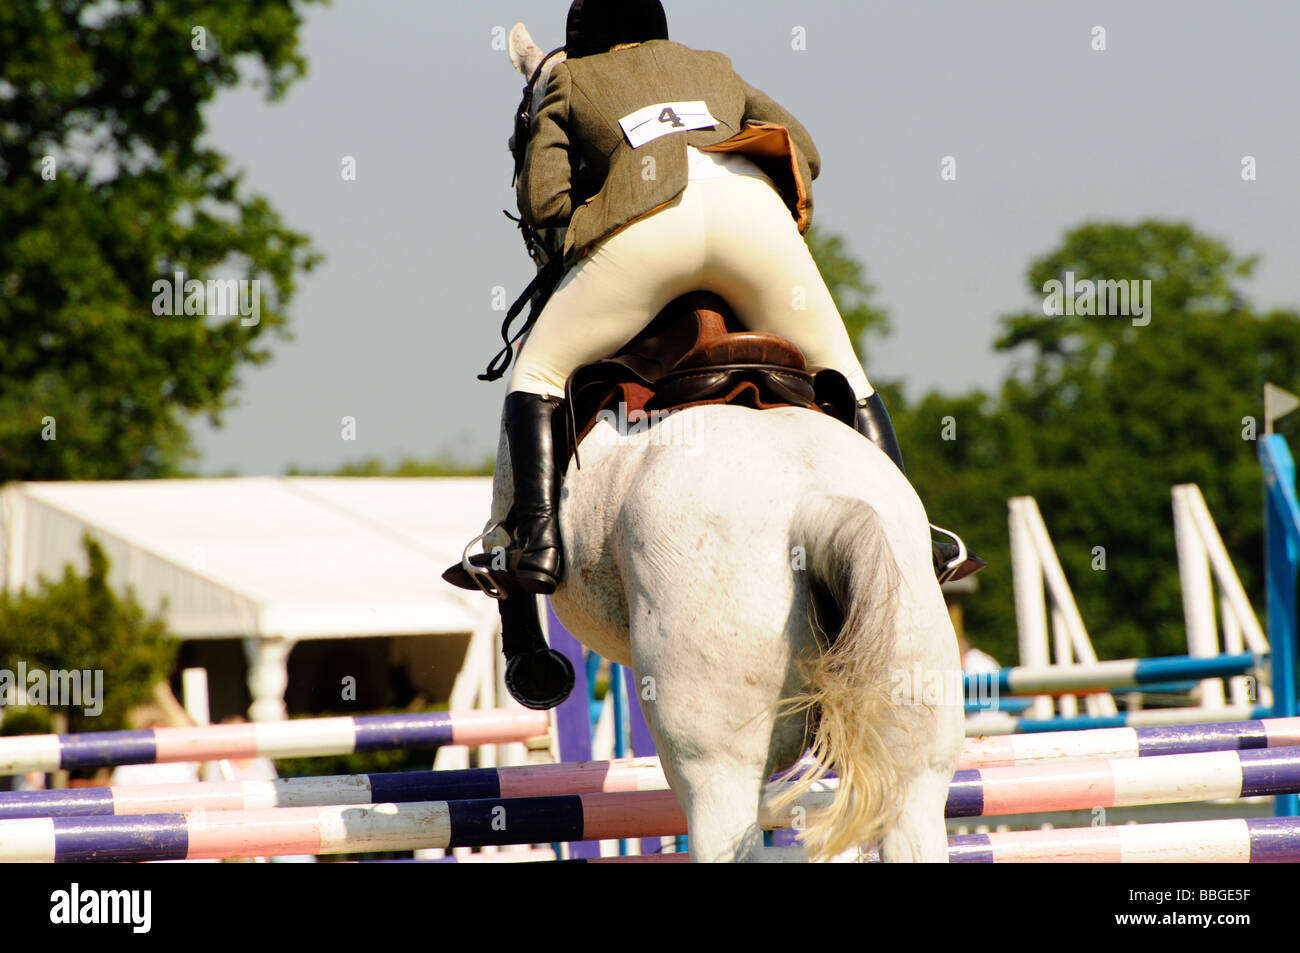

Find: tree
<box><xmin>805</xmin><ymin>227</ymin><xmax>891</xmax><ymax>367</ymax></box>
<box><xmin>286</xmin><ymin>454</ymin><xmax>497</xmax><ymax>477</ymax></box>
<box><xmin>0</xmin><ymin>535</ymin><xmax>177</xmax><ymax>735</ymax></box>
<box><xmin>0</xmin><ymin>1</ymin><xmax>324</xmax><ymax>482</ymax></box>
<box><xmin>899</xmin><ymin>221</ymin><xmax>1300</xmax><ymax>663</ymax></box>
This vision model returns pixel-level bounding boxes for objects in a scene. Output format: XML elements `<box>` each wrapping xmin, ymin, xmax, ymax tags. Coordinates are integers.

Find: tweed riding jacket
<box><xmin>518</xmin><ymin>39</ymin><xmax>821</xmax><ymax>264</ymax></box>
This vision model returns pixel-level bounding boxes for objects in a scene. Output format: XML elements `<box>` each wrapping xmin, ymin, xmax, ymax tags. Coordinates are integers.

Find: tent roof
<box><xmin>1</xmin><ymin>477</ymin><xmax>499</xmax><ymax>639</ymax></box>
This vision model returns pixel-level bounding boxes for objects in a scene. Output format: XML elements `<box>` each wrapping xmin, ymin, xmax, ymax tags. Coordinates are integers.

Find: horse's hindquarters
<box><xmin>556</xmin><ymin>405</ymin><xmax>963</xmax><ymax>861</ymax></box>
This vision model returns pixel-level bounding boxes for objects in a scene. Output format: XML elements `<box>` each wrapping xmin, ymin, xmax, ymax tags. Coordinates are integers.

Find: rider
<box><xmin>451</xmin><ymin>0</ymin><xmax>981</xmax><ymax>597</ymax></box>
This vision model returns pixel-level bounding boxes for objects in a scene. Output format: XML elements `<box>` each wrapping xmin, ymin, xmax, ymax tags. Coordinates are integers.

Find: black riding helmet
<box><xmin>565</xmin><ymin>0</ymin><xmax>669</xmax><ymax>58</ymax></box>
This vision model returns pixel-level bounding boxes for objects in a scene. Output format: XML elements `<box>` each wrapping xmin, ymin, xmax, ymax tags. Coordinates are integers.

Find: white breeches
<box><xmin>506</xmin><ymin>173</ymin><xmax>874</xmax><ymax>400</ymax></box>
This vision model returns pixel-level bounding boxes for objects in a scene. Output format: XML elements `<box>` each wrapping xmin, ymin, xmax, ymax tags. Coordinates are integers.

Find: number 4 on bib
<box><xmin>658</xmin><ymin>107</ymin><xmax>685</xmax><ymax>127</ymax></box>
<box><xmin>619</xmin><ymin>100</ymin><xmax>719</xmax><ymax>148</ymax></box>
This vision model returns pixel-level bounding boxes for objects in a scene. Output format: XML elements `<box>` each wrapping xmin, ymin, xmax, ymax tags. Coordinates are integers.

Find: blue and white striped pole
<box><xmin>963</xmin><ymin>653</ymin><xmax>1263</xmax><ymax>700</ymax></box>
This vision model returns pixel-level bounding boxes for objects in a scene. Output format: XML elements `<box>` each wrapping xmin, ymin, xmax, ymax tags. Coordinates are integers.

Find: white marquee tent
<box><xmin>0</xmin><ymin>477</ymin><xmax>502</xmax><ymax>720</ymax></box>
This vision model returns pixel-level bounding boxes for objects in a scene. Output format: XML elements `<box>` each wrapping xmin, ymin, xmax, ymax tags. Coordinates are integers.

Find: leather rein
<box><xmin>480</xmin><ymin>46</ymin><xmax>569</xmax><ymax>384</ymax></box>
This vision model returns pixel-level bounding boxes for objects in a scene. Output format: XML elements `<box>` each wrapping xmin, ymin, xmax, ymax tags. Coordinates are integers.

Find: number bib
<box><xmin>618</xmin><ymin>101</ymin><xmax>719</xmax><ymax>148</ymax></box>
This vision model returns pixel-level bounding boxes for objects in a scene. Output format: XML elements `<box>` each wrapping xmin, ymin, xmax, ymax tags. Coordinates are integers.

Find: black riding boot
<box><xmin>853</xmin><ymin>394</ymin><xmax>985</xmax><ymax>583</ymax></box>
<box><xmin>499</xmin><ymin>390</ymin><xmax>565</xmax><ymax>593</ymax></box>
<box><xmin>854</xmin><ymin>393</ymin><xmax>906</xmax><ymax>472</ymax></box>
<box><xmin>441</xmin><ymin>391</ymin><xmax>565</xmax><ymax>595</ymax></box>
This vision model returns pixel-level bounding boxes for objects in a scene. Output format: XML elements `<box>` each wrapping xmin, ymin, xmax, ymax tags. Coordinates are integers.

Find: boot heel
<box><xmin>512</xmin><ymin>568</ymin><xmax>559</xmax><ymax>595</ymax></box>
<box><xmin>510</xmin><ymin>539</ymin><xmax>562</xmax><ymax>593</ymax></box>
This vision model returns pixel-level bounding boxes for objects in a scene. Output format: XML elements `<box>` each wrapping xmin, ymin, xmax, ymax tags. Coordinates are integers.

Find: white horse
<box><xmin>480</xmin><ymin>24</ymin><xmax>964</xmax><ymax>862</ymax></box>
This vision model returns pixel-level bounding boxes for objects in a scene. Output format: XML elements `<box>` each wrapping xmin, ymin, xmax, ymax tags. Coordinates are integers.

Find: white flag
<box><xmin>1265</xmin><ymin>382</ymin><xmax>1300</xmax><ymax>433</ymax></box>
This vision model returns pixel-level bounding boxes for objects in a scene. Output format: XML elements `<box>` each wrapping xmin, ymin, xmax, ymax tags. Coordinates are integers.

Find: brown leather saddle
<box><xmin>561</xmin><ymin>291</ymin><xmax>856</xmax><ymax>465</ymax></box>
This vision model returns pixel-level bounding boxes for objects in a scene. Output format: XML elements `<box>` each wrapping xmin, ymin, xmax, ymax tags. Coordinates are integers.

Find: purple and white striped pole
<box><xmin>960</xmin><ymin>716</ymin><xmax>1300</xmax><ymax>768</ymax></box>
<box><xmin>4</xmin><ymin>746</ymin><xmax>1300</xmax><ymax>826</ymax></box>
<box><xmin>949</xmin><ymin>817</ymin><xmax>1300</xmax><ymax>863</ymax></box>
<box><xmin>4</xmin><ymin>711</ymin><xmax>1292</xmax><ymax>779</ymax></box>
<box><xmin>0</xmin><ymin>756</ymin><xmax>668</xmax><ymax>820</ymax></box>
<box><xmin>0</xmin><ymin>790</ymin><xmax>697</xmax><ymax>862</ymax></box>
<box><xmin>0</xmin><ymin>708</ymin><xmax>550</xmax><ymax>775</ymax></box>
<box><xmin>4</xmin><ymin>797</ymin><xmax>1297</xmax><ymax>863</ymax></box>
<box><xmin>948</xmin><ymin>745</ymin><xmax>1300</xmax><ymax>816</ymax></box>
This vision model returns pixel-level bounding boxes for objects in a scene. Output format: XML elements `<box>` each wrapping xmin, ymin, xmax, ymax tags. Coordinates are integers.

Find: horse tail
<box><xmin>776</xmin><ymin>493</ymin><xmax>912</xmax><ymax>861</ymax></box>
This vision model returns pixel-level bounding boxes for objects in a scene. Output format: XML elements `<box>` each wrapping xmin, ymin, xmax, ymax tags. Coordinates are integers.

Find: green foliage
<box><xmin>805</xmin><ymin>227</ymin><xmax>891</xmax><ymax>365</ymax></box>
<box><xmin>0</xmin><ymin>0</ymin><xmax>324</xmax><ymax>482</ymax></box>
<box><xmin>273</xmin><ymin>746</ymin><xmax>439</xmax><ymax>781</ymax></box>
<box><xmin>272</xmin><ymin>705</ymin><xmax>450</xmax><ymax>779</ymax></box>
<box><xmin>0</xmin><ymin>706</ymin><xmax>53</xmax><ymax>736</ymax></box>
<box><xmin>895</xmin><ymin>221</ymin><xmax>1300</xmax><ymax>663</ymax></box>
<box><xmin>0</xmin><ymin>535</ymin><xmax>177</xmax><ymax>733</ymax></box>
<box><xmin>285</xmin><ymin>454</ymin><xmax>497</xmax><ymax>477</ymax></box>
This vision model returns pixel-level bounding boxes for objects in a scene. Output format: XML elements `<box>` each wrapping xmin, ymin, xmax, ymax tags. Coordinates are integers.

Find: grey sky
<box><xmin>192</xmin><ymin>0</ymin><xmax>1300</xmax><ymax>476</ymax></box>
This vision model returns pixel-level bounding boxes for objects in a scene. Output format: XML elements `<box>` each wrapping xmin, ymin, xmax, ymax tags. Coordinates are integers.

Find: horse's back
<box><xmin>553</xmin><ymin>403</ymin><xmax>938</xmax><ymax>660</ymax></box>
<box><xmin>615</xmin><ymin>405</ymin><xmax>934</xmax><ymax>577</ymax></box>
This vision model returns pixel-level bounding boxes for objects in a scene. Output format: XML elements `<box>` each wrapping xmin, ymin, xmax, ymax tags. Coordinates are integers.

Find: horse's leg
<box><xmin>658</xmin><ymin>755</ymin><xmax>768</xmax><ymax>863</ymax></box>
<box><xmin>631</xmin><ymin>649</ymin><xmax>771</xmax><ymax>860</ymax></box>
<box><xmin>878</xmin><ymin>593</ymin><xmax>965</xmax><ymax>863</ymax></box>
<box><xmin>877</xmin><ymin>764</ymin><xmax>956</xmax><ymax>862</ymax></box>
<box><xmin>628</xmin><ymin>602</ymin><xmax>807</xmax><ymax>864</ymax></box>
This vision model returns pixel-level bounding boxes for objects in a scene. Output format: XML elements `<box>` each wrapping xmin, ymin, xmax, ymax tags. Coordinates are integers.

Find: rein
<box><xmin>511</xmin><ymin>46</ymin><xmax>566</xmax><ymax>187</ymax></box>
<box><xmin>481</xmin><ymin>46</ymin><xmax>568</xmax><ymax>384</ymax></box>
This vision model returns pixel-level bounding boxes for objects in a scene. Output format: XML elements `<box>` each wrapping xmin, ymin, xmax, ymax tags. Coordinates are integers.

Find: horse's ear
<box><xmin>509</xmin><ymin>23</ymin><xmax>545</xmax><ymax>76</ymax></box>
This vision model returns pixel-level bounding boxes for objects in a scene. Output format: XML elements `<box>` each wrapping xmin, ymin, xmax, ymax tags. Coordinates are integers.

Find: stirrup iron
<box><xmin>930</xmin><ymin>523</ymin><xmax>968</xmax><ymax>585</ymax></box>
<box><xmin>459</xmin><ymin>522</ymin><xmax>509</xmax><ymax>600</ymax></box>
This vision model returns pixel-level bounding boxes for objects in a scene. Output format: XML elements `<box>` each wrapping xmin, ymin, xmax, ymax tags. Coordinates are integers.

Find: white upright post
<box><xmin>1051</xmin><ymin>606</ymin><xmax>1078</xmax><ymax>719</ymax></box>
<box><xmin>1009</xmin><ymin>499</ymin><xmax>1054</xmax><ymax>720</ymax></box>
<box><xmin>182</xmin><ymin>668</ymin><xmax>217</xmax><ymax>782</ymax></box>
<box><xmin>1</xmin><ymin>486</ymin><xmax>27</xmax><ymax>595</ymax></box>
<box><xmin>1182</xmin><ymin>485</ymin><xmax>1269</xmax><ymax>653</ymax></box>
<box><xmin>439</xmin><ymin>604</ymin><xmax>500</xmax><ymax>861</ymax></box>
<box><xmin>435</xmin><ymin>608</ymin><xmax>498</xmax><ymax>772</ymax></box>
<box><xmin>1219</xmin><ymin>598</ymin><xmax>1250</xmax><ymax>707</ymax></box>
<box><xmin>1021</xmin><ymin>498</ymin><xmax>1118</xmax><ymax>717</ymax></box>
<box><xmin>1172</xmin><ymin>486</ymin><xmax>1226</xmax><ymax>709</ymax></box>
